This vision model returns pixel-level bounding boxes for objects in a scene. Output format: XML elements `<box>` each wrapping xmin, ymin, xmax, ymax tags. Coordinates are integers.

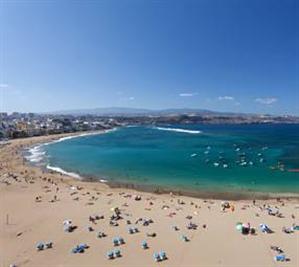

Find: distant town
<box><xmin>0</xmin><ymin>109</ymin><xmax>299</xmax><ymax>140</ymax></box>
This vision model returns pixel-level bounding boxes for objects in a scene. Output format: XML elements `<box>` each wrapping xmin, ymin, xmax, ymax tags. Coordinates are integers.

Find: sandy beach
<box><xmin>0</xmin><ymin>133</ymin><xmax>298</xmax><ymax>267</ymax></box>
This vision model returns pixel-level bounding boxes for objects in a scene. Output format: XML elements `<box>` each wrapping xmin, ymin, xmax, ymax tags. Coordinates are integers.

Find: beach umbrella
<box><xmin>111</xmin><ymin>207</ymin><xmax>119</xmax><ymax>212</ymax></box>
<box><xmin>236</xmin><ymin>222</ymin><xmax>243</xmax><ymax>231</ymax></box>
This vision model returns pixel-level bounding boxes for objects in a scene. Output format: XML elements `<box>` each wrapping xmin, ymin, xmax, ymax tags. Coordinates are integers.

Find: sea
<box><xmin>26</xmin><ymin>124</ymin><xmax>299</xmax><ymax>197</ymax></box>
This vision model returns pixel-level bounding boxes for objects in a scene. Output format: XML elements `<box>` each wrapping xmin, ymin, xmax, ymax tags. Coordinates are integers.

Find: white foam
<box><xmin>126</xmin><ymin>125</ymin><xmax>137</xmax><ymax>128</ymax></box>
<box><xmin>46</xmin><ymin>164</ymin><xmax>81</xmax><ymax>179</ymax></box>
<box><xmin>25</xmin><ymin>129</ymin><xmax>117</xmax><ymax>180</ymax></box>
<box><xmin>48</xmin><ymin>129</ymin><xmax>116</xmax><ymax>145</ymax></box>
<box><xmin>25</xmin><ymin>145</ymin><xmax>46</xmax><ymax>163</ymax></box>
<box><xmin>26</xmin><ymin>129</ymin><xmax>117</xmax><ymax>164</ymax></box>
<box><xmin>154</xmin><ymin>127</ymin><xmax>202</xmax><ymax>134</ymax></box>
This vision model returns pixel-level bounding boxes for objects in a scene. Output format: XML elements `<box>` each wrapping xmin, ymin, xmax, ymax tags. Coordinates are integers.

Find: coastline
<box><xmin>19</xmin><ymin>131</ymin><xmax>299</xmax><ymax>200</ymax></box>
<box><xmin>1</xmin><ymin>132</ymin><xmax>298</xmax><ymax>267</ymax></box>
<box><xmin>24</xmin><ymin>129</ymin><xmax>116</xmax><ymax>181</ymax></box>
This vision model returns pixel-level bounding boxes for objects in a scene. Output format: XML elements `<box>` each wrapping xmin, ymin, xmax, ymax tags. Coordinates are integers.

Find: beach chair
<box><xmin>142</xmin><ymin>240</ymin><xmax>148</xmax><ymax>249</ymax></box>
<box><xmin>270</xmin><ymin>246</ymin><xmax>283</xmax><ymax>253</ymax></box>
<box><xmin>36</xmin><ymin>242</ymin><xmax>44</xmax><ymax>251</ymax></box>
<box><xmin>110</xmin><ymin>221</ymin><xmax>119</xmax><ymax>226</ymax></box>
<box><xmin>153</xmin><ymin>252</ymin><xmax>161</xmax><ymax>262</ymax></box>
<box><xmin>113</xmin><ymin>237</ymin><xmax>119</xmax><ymax>246</ymax></box>
<box><xmin>181</xmin><ymin>235</ymin><xmax>188</xmax><ymax>242</ymax></box>
<box><xmin>78</xmin><ymin>243</ymin><xmax>88</xmax><ymax>249</ymax></box>
<box><xmin>45</xmin><ymin>241</ymin><xmax>53</xmax><ymax>249</ymax></box>
<box><xmin>77</xmin><ymin>247</ymin><xmax>85</xmax><ymax>253</ymax></box>
<box><xmin>71</xmin><ymin>247</ymin><xmax>79</xmax><ymax>254</ymax></box>
<box><xmin>259</xmin><ymin>224</ymin><xmax>272</xmax><ymax>233</ymax></box>
<box><xmin>159</xmin><ymin>251</ymin><xmax>167</xmax><ymax>260</ymax></box>
<box><xmin>71</xmin><ymin>243</ymin><xmax>87</xmax><ymax>253</ymax></box>
<box><xmin>282</xmin><ymin>227</ymin><xmax>294</xmax><ymax>234</ymax></box>
<box><xmin>274</xmin><ymin>254</ymin><xmax>286</xmax><ymax>262</ymax></box>
<box><xmin>114</xmin><ymin>249</ymin><xmax>121</xmax><ymax>257</ymax></box>
<box><xmin>118</xmin><ymin>237</ymin><xmax>124</xmax><ymax>245</ymax></box>
<box><xmin>71</xmin><ymin>245</ymin><xmax>84</xmax><ymax>253</ymax></box>
<box><xmin>97</xmin><ymin>231</ymin><xmax>105</xmax><ymax>238</ymax></box>
<box><xmin>77</xmin><ymin>246</ymin><xmax>85</xmax><ymax>253</ymax></box>
<box><xmin>107</xmin><ymin>251</ymin><xmax>114</xmax><ymax>259</ymax></box>
<box><xmin>172</xmin><ymin>225</ymin><xmax>179</xmax><ymax>231</ymax></box>
<box><xmin>293</xmin><ymin>225</ymin><xmax>299</xmax><ymax>230</ymax></box>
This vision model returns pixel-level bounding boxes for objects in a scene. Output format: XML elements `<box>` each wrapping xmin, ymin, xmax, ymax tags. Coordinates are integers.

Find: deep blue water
<box><xmin>42</xmin><ymin>124</ymin><xmax>299</xmax><ymax>194</ymax></box>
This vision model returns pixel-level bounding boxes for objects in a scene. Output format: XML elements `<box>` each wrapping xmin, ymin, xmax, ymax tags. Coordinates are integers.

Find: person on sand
<box><xmin>89</xmin><ymin>216</ymin><xmax>96</xmax><ymax>224</ymax></box>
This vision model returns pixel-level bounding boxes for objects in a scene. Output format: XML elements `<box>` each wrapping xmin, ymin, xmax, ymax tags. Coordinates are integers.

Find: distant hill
<box><xmin>47</xmin><ymin>107</ymin><xmax>227</xmax><ymax>116</ymax></box>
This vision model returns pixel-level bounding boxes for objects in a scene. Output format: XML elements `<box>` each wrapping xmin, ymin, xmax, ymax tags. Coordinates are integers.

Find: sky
<box><xmin>0</xmin><ymin>0</ymin><xmax>298</xmax><ymax>115</ymax></box>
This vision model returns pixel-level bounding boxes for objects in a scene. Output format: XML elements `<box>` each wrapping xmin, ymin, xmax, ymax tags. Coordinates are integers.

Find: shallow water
<box><xmin>38</xmin><ymin>124</ymin><xmax>299</xmax><ymax>194</ymax></box>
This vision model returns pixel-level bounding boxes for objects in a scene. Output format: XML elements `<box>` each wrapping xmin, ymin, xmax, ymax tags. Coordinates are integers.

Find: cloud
<box><xmin>255</xmin><ymin>97</ymin><xmax>277</xmax><ymax>105</ymax></box>
<box><xmin>0</xmin><ymin>84</ymin><xmax>20</xmax><ymax>95</ymax></box>
<box><xmin>179</xmin><ymin>93</ymin><xmax>197</xmax><ymax>97</ymax></box>
<box><xmin>119</xmin><ymin>96</ymin><xmax>135</xmax><ymax>101</ymax></box>
<box><xmin>218</xmin><ymin>96</ymin><xmax>235</xmax><ymax>101</ymax></box>
<box><xmin>0</xmin><ymin>83</ymin><xmax>9</xmax><ymax>89</ymax></box>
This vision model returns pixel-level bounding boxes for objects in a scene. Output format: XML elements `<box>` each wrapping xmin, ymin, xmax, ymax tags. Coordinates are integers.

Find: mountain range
<box><xmin>48</xmin><ymin>107</ymin><xmax>244</xmax><ymax>116</ymax></box>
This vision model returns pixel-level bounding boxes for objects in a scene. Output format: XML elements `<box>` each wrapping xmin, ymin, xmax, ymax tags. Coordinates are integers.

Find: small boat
<box><xmin>213</xmin><ymin>162</ymin><xmax>220</xmax><ymax>167</ymax></box>
<box><xmin>190</xmin><ymin>153</ymin><xmax>197</xmax><ymax>158</ymax></box>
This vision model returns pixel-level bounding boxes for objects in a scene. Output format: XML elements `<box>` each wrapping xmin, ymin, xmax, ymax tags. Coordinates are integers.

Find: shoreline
<box><xmin>1</xmin><ymin>131</ymin><xmax>298</xmax><ymax>267</ymax></box>
<box><xmin>24</xmin><ymin>129</ymin><xmax>116</xmax><ymax>181</ymax></box>
<box><xmin>17</xmin><ymin>131</ymin><xmax>299</xmax><ymax>200</ymax></box>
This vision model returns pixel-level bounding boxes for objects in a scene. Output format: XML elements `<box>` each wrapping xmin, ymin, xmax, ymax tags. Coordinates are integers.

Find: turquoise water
<box><xmin>42</xmin><ymin>124</ymin><xmax>299</xmax><ymax>194</ymax></box>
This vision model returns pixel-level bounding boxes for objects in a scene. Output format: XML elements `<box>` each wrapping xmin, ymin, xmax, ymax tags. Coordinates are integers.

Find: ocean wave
<box><xmin>25</xmin><ymin>129</ymin><xmax>117</xmax><ymax>177</ymax></box>
<box><xmin>46</xmin><ymin>164</ymin><xmax>81</xmax><ymax>179</ymax></box>
<box><xmin>126</xmin><ymin>125</ymin><xmax>137</xmax><ymax>128</ymax></box>
<box><xmin>25</xmin><ymin>145</ymin><xmax>46</xmax><ymax>163</ymax></box>
<box><xmin>27</xmin><ymin>129</ymin><xmax>117</xmax><ymax>162</ymax></box>
<box><xmin>154</xmin><ymin>127</ymin><xmax>202</xmax><ymax>134</ymax></box>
